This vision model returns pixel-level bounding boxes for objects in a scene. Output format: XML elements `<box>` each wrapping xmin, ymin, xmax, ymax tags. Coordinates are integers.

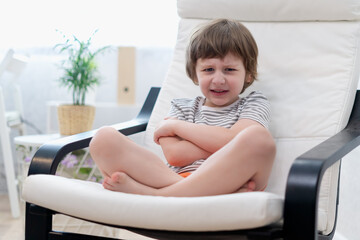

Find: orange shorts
<box><xmin>179</xmin><ymin>172</ymin><xmax>192</xmax><ymax>178</ymax></box>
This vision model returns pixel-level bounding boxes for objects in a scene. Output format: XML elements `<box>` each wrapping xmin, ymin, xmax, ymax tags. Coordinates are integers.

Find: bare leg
<box><xmin>104</xmin><ymin>125</ymin><xmax>275</xmax><ymax>197</ymax></box>
<box><xmin>103</xmin><ymin>171</ymin><xmax>256</xmax><ymax>194</ymax></box>
<box><xmin>89</xmin><ymin>126</ymin><xmax>183</xmax><ymax>188</ymax></box>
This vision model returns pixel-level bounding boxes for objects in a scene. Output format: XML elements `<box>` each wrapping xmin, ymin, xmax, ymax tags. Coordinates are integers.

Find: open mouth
<box><xmin>211</xmin><ymin>89</ymin><xmax>228</xmax><ymax>94</ymax></box>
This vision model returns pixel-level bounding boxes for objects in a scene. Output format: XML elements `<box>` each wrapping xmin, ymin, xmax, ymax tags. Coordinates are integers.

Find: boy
<box><xmin>89</xmin><ymin>19</ymin><xmax>276</xmax><ymax>197</ymax></box>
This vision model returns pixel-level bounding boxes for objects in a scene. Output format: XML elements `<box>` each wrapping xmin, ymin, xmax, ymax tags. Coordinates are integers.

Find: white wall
<box><xmin>334</xmin><ymin>147</ymin><xmax>360</xmax><ymax>240</ymax></box>
<box><xmin>0</xmin><ymin>0</ymin><xmax>179</xmax><ymax>49</ymax></box>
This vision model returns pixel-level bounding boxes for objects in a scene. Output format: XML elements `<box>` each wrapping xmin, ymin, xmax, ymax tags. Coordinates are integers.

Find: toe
<box><xmin>111</xmin><ymin>172</ymin><xmax>127</xmax><ymax>183</ymax></box>
<box><xmin>247</xmin><ymin>180</ymin><xmax>256</xmax><ymax>192</ymax></box>
<box><xmin>103</xmin><ymin>178</ymin><xmax>115</xmax><ymax>190</ymax></box>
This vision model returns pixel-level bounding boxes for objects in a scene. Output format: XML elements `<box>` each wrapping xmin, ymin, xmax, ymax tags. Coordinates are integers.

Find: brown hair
<box><xmin>186</xmin><ymin>19</ymin><xmax>258</xmax><ymax>93</ymax></box>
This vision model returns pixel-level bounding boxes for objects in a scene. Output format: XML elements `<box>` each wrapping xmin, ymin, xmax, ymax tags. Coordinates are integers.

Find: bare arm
<box><xmin>154</xmin><ymin>118</ymin><xmax>264</xmax><ymax>154</ymax></box>
<box><xmin>159</xmin><ymin>136</ymin><xmax>212</xmax><ymax>167</ymax></box>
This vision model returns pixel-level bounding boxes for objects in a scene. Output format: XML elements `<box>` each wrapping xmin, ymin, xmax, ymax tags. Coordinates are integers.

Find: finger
<box><xmin>164</xmin><ymin>116</ymin><xmax>178</xmax><ymax>120</ymax></box>
<box><xmin>153</xmin><ymin>135</ymin><xmax>160</xmax><ymax>144</ymax></box>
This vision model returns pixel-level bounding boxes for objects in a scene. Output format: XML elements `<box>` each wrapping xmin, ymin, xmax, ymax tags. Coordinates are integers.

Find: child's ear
<box><xmin>241</xmin><ymin>74</ymin><xmax>253</xmax><ymax>93</ymax></box>
<box><xmin>246</xmin><ymin>74</ymin><xmax>253</xmax><ymax>84</ymax></box>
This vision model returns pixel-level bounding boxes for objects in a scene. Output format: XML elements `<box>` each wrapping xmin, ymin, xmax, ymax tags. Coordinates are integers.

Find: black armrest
<box><xmin>27</xmin><ymin>87</ymin><xmax>160</xmax><ymax>176</ymax></box>
<box><xmin>283</xmin><ymin>90</ymin><xmax>360</xmax><ymax>240</ymax></box>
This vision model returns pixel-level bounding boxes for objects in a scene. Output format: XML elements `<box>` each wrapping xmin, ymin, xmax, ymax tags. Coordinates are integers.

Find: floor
<box><xmin>0</xmin><ymin>194</ymin><xmax>23</xmax><ymax>240</ymax></box>
<box><xmin>0</xmin><ymin>194</ymin><xmax>153</xmax><ymax>240</ymax></box>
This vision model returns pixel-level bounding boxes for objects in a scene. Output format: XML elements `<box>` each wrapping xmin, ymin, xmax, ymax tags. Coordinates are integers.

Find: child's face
<box><xmin>195</xmin><ymin>52</ymin><xmax>250</xmax><ymax>108</ymax></box>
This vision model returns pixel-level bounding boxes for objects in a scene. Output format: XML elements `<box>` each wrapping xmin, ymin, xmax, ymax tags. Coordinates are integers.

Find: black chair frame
<box><xmin>25</xmin><ymin>87</ymin><xmax>360</xmax><ymax>240</ymax></box>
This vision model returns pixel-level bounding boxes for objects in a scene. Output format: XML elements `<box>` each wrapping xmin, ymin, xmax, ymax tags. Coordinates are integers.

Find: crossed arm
<box><xmin>154</xmin><ymin>117</ymin><xmax>262</xmax><ymax>167</ymax></box>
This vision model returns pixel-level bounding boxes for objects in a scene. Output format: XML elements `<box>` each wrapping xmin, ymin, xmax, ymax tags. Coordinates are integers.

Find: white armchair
<box><xmin>22</xmin><ymin>0</ymin><xmax>360</xmax><ymax>239</ymax></box>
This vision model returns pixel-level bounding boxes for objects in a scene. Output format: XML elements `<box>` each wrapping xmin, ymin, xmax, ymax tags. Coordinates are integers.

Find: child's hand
<box><xmin>163</xmin><ymin>116</ymin><xmax>178</xmax><ymax>120</ymax></box>
<box><xmin>153</xmin><ymin>117</ymin><xmax>178</xmax><ymax>144</ymax></box>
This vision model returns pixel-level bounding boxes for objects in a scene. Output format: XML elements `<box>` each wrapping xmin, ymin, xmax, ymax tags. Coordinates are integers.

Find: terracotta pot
<box><xmin>57</xmin><ymin>105</ymin><xmax>95</xmax><ymax>135</ymax></box>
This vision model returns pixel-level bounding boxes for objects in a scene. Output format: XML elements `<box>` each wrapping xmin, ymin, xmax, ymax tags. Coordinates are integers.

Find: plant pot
<box><xmin>57</xmin><ymin>104</ymin><xmax>95</xmax><ymax>135</ymax></box>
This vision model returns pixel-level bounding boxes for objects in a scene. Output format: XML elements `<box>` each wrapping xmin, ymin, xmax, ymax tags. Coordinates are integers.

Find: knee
<box><xmin>89</xmin><ymin>126</ymin><xmax>119</xmax><ymax>155</ymax></box>
<box><xmin>235</xmin><ymin>125</ymin><xmax>276</xmax><ymax>160</ymax></box>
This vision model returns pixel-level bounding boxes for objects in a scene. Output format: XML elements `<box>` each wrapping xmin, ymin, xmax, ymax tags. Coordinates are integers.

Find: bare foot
<box><xmin>235</xmin><ymin>180</ymin><xmax>256</xmax><ymax>193</ymax></box>
<box><xmin>102</xmin><ymin>172</ymin><xmax>157</xmax><ymax>195</ymax></box>
<box><xmin>103</xmin><ymin>173</ymin><xmax>258</xmax><ymax>196</ymax></box>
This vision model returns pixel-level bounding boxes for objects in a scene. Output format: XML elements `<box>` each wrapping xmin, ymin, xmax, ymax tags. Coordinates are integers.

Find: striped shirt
<box><xmin>167</xmin><ymin>91</ymin><xmax>270</xmax><ymax>174</ymax></box>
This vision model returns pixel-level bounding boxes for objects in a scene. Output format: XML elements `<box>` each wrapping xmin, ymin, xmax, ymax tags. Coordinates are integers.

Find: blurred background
<box><xmin>0</xmin><ymin>1</ymin><xmax>358</xmax><ymax>240</ymax></box>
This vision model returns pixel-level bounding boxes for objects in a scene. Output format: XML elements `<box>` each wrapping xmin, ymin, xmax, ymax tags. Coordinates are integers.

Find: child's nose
<box><xmin>212</xmin><ymin>71</ymin><xmax>226</xmax><ymax>84</ymax></box>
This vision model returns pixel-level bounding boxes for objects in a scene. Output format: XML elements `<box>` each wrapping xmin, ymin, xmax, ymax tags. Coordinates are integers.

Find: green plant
<box><xmin>55</xmin><ymin>31</ymin><xmax>109</xmax><ymax>105</ymax></box>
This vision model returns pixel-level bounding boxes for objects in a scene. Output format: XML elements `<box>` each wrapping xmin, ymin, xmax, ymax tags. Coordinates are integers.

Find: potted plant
<box><xmin>55</xmin><ymin>31</ymin><xmax>109</xmax><ymax>135</ymax></box>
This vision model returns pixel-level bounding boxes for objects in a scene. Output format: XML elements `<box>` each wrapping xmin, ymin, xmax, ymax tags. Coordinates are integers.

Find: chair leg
<box><xmin>0</xmin><ymin>88</ymin><xmax>20</xmax><ymax>218</ymax></box>
<box><xmin>25</xmin><ymin>203</ymin><xmax>52</xmax><ymax>240</ymax></box>
<box><xmin>0</xmin><ymin>132</ymin><xmax>21</xmax><ymax>217</ymax></box>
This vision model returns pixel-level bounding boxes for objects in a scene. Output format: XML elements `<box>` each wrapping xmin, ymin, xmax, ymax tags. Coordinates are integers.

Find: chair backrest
<box><xmin>0</xmin><ymin>49</ymin><xmax>28</xmax><ymax>128</ymax></box>
<box><xmin>144</xmin><ymin>0</ymin><xmax>360</xmax><ymax>235</ymax></box>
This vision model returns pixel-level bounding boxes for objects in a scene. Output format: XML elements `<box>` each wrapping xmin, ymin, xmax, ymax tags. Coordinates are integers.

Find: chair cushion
<box><xmin>22</xmin><ymin>175</ymin><xmax>283</xmax><ymax>231</ymax></box>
